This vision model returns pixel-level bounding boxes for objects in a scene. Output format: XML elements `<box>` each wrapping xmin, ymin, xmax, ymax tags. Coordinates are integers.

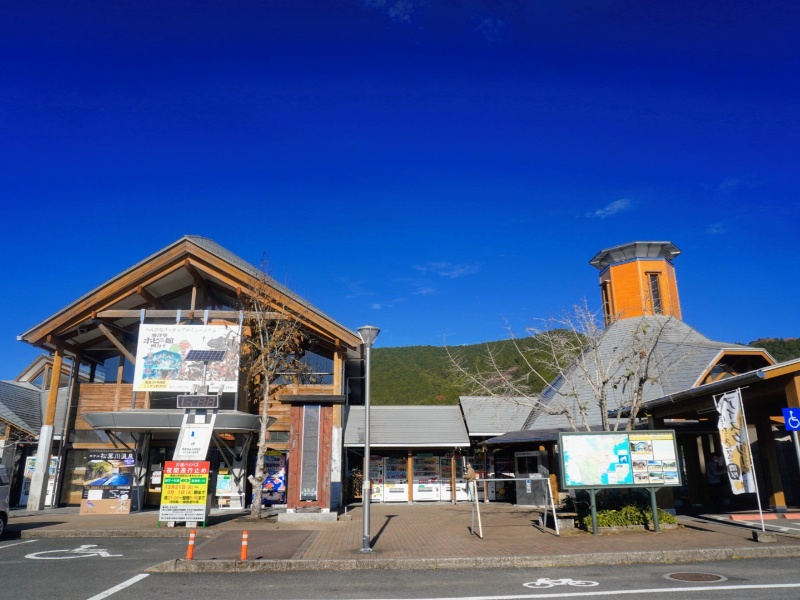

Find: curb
<box><xmin>19</xmin><ymin>529</ymin><xmax>214</xmax><ymax>539</ymax></box>
<box><xmin>146</xmin><ymin>545</ymin><xmax>800</xmax><ymax>573</ymax></box>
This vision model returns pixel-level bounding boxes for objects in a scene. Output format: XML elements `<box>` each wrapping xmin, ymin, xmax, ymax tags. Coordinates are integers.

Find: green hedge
<box><xmin>564</xmin><ymin>489</ymin><xmax>677</xmax><ymax>530</ymax></box>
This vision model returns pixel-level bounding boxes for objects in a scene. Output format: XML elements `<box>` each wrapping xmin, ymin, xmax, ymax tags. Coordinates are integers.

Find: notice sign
<box><xmin>560</xmin><ymin>430</ymin><xmax>681</xmax><ymax>489</ymax></box>
<box><xmin>159</xmin><ymin>461</ymin><xmax>210</xmax><ymax>522</ymax></box>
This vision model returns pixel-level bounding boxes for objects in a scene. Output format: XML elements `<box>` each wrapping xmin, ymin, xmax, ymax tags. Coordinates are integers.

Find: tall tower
<box><xmin>589</xmin><ymin>241</ymin><xmax>682</xmax><ymax>325</ymax></box>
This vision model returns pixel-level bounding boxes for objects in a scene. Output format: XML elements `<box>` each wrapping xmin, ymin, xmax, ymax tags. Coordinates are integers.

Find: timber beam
<box><xmin>95</xmin><ymin>309</ymin><xmax>286</xmax><ymax>320</ymax></box>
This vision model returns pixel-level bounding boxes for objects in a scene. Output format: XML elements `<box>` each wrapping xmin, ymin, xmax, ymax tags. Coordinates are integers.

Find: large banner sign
<box><xmin>80</xmin><ymin>451</ymin><xmax>135</xmax><ymax>515</ymax></box>
<box><xmin>560</xmin><ymin>431</ymin><xmax>681</xmax><ymax>489</ymax></box>
<box><xmin>715</xmin><ymin>389</ymin><xmax>757</xmax><ymax>495</ymax></box>
<box><xmin>133</xmin><ymin>324</ymin><xmax>240</xmax><ymax>392</ymax></box>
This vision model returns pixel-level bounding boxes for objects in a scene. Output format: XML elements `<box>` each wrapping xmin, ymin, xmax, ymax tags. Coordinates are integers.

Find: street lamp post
<box><xmin>357</xmin><ymin>325</ymin><xmax>380</xmax><ymax>553</ymax></box>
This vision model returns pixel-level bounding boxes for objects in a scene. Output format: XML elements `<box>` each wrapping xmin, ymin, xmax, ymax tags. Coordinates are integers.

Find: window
<box><xmin>300</xmin><ymin>405</ymin><xmax>321</xmax><ymax>501</ymax></box>
<box><xmin>648</xmin><ymin>273</ymin><xmax>663</xmax><ymax>314</ymax></box>
<box><xmin>276</xmin><ymin>348</ymin><xmax>335</xmax><ymax>385</ymax></box>
<box><xmin>600</xmin><ymin>281</ymin><xmax>613</xmax><ymax>324</ymax></box>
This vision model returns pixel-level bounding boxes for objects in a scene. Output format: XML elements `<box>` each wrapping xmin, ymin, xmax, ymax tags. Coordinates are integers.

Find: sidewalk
<box><xmin>8</xmin><ymin>502</ymin><xmax>800</xmax><ymax>572</ymax></box>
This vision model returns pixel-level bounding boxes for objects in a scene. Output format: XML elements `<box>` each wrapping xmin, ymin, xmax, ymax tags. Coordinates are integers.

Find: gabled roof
<box><xmin>459</xmin><ymin>396</ymin><xmax>533</xmax><ymax>437</ymax></box>
<box><xmin>0</xmin><ymin>381</ymin><xmax>41</xmax><ymax>435</ymax></box>
<box><xmin>525</xmin><ymin>316</ymin><xmax>767</xmax><ymax>431</ymax></box>
<box><xmin>19</xmin><ymin>236</ymin><xmax>361</xmax><ymax>364</ymax></box>
<box><xmin>344</xmin><ymin>406</ymin><xmax>470</xmax><ymax>448</ymax></box>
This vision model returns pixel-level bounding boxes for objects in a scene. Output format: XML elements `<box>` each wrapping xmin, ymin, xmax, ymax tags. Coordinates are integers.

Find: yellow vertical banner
<box><xmin>715</xmin><ymin>389</ymin><xmax>756</xmax><ymax>495</ymax></box>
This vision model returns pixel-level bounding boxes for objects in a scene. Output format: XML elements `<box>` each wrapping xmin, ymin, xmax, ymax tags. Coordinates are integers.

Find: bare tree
<box><xmin>238</xmin><ymin>269</ymin><xmax>311</xmax><ymax>519</ymax></box>
<box><xmin>448</xmin><ymin>299</ymin><xmax>693</xmax><ymax>432</ymax></box>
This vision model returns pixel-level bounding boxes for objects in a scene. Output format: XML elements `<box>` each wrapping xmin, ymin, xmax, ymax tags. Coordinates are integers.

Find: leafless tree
<box><xmin>238</xmin><ymin>268</ymin><xmax>312</xmax><ymax>519</ymax></box>
<box><xmin>448</xmin><ymin>299</ymin><xmax>692</xmax><ymax>432</ymax></box>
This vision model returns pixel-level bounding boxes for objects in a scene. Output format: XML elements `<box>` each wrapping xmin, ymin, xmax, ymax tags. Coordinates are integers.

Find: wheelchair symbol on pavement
<box><xmin>26</xmin><ymin>544</ymin><xmax>122</xmax><ymax>560</ymax></box>
<box><xmin>782</xmin><ymin>408</ymin><xmax>800</xmax><ymax>431</ymax></box>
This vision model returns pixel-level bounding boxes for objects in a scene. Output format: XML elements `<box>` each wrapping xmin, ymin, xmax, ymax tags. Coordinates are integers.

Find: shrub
<box><xmin>564</xmin><ymin>489</ymin><xmax>677</xmax><ymax>530</ymax></box>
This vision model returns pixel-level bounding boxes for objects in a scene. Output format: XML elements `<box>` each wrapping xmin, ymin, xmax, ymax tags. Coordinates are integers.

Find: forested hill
<box><xmin>370</xmin><ymin>337</ymin><xmax>800</xmax><ymax>406</ymax></box>
<box><xmin>749</xmin><ymin>338</ymin><xmax>800</xmax><ymax>363</ymax></box>
<box><xmin>370</xmin><ymin>338</ymin><xmax>558</xmax><ymax>406</ymax></box>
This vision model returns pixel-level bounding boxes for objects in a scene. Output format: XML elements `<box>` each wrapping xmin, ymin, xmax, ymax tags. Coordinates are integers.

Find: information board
<box><xmin>560</xmin><ymin>430</ymin><xmax>681</xmax><ymax>489</ymax></box>
<box><xmin>158</xmin><ymin>461</ymin><xmax>210</xmax><ymax>522</ymax></box>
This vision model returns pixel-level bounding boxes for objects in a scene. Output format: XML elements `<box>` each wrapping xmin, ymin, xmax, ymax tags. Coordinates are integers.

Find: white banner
<box><xmin>133</xmin><ymin>324</ymin><xmax>240</xmax><ymax>393</ymax></box>
<box><xmin>715</xmin><ymin>389</ymin><xmax>757</xmax><ymax>494</ymax></box>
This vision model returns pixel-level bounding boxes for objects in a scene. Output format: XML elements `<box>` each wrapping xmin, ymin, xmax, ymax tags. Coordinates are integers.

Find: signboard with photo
<box><xmin>133</xmin><ymin>324</ymin><xmax>240</xmax><ymax>393</ymax></box>
<box><xmin>79</xmin><ymin>451</ymin><xmax>136</xmax><ymax>515</ymax></box>
<box><xmin>560</xmin><ymin>431</ymin><xmax>681</xmax><ymax>489</ymax></box>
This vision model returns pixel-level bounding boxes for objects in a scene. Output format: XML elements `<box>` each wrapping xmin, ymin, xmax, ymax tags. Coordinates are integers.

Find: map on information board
<box><xmin>560</xmin><ymin>431</ymin><xmax>681</xmax><ymax>489</ymax></box>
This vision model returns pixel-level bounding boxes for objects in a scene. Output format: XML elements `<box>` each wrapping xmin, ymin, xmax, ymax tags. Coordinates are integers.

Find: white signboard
<box><xmin>133</xmin><ymin>324</ymin><xmax>240</xmax><ymax>393</ymax></box>
<box><xmin>173</xmin><ymin>423</ymin><xmax>214</xmax><ymax>461</ymax></box>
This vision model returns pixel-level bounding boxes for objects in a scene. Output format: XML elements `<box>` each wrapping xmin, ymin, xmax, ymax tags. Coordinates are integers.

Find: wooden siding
<box><xmin>74</xmin><ymin>383</ymin><xmax>141</xmax><ymax>429</ymax></box>
<box><xmin>606</xmin><ymin>259</ymin><xmax>681</xmax><ymax>320</ymax></box>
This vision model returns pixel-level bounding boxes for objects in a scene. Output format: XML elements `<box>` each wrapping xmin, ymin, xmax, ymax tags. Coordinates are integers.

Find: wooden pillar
<box><xmin>28</xmin><ymin>348</ymin><xmax>64</xmax><ymax>510</ymax></box>
<box><xmin>44</xmin><ymin>350</ymin><xmax>63</xmax><ymax>427</ymax></box>
<box><xmin>450</xmin><ymin>453</ymin><xmax>456</xmax><ymax>504</ymax></box>
<box><xmin>756</xmin><ymin>418</ymin><xmax>787</xmax><ymax>511</ymax></box>
<box><xmin>113</xmin><ymin>354</ymin><xmax>124</xmax><ymax>410</ymax></box>
<box><xmin>786</xmin><ymin>375</ymin><xmax>800</xmax><ymax>408</ymax></box>
<box><xmin>407</xmin><ymin>450</ymin><xmax>413</xmax><ymax>503</ymax></box>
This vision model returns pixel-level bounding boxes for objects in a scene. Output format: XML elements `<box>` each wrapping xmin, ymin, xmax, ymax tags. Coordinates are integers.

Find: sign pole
<box><xmin>589</xmin><ymin>488</ymin><xmax>598</xmax><ymax>535</ymax></box>
<box><xmin>793</xmin><ymin>431</ymin><xmax>800</xmax><ymax>473</ymax></box>
<box><xmin>738</xmin><ymin>394</ymin><xmax>766</xmax><ymax>533</ymax></box>
<box><xmin>648</xmin><ymin>487</ymin><xmax>660</xmax><ymax>532</ymax></box>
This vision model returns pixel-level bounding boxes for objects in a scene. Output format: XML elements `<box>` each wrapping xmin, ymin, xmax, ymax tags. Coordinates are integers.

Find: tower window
<box><xmin>600</xmin><ymin>281</ymin><xmax>613</xmax><ymax>324</ymax></box>
<box><xmin>648</xmin><ymin>273</ymin><xmax>663</xmax><ymax>314</ymax></box>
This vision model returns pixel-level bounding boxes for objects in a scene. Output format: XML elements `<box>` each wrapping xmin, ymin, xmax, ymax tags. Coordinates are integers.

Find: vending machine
<box><xmin>368</xmin><ymin>455</ymin><xmax>384</xmax><ymax>503</ymax></box>
<box><xmin>412</xmin><ymin>454</ymin><xmax>440</xmax><ymax>501</ymax></box>
<box><xmin>382</xmin><ymin>456</ymin><xmax>409</xmax><ymax>502</ymax></box>
<box><xmin>438</xmin><ymin>456</ymin><xmax>469</xmax><ymax>501</ymax></box>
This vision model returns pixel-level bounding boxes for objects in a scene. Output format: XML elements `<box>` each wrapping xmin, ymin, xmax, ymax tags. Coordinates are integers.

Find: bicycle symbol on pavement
<box><xmin>523</xmin><ymin>578</ymin><xmax>599</xmax><ymax>589</ymax></box>
<box><xmin>26</xmin><ymin>544</ymin><xmax>123</xmax><ymax>560</ymax></box>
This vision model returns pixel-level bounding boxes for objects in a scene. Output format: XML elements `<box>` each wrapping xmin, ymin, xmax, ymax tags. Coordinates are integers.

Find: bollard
<box><xmin>186</xmin><ymin>529</ymin><xmax>196</xmax><ymax>560</ymax></box>
<box><xmin>240</xmin><ymin>530</ymin><xmax>249</xmax><ymax>561</ymax></box>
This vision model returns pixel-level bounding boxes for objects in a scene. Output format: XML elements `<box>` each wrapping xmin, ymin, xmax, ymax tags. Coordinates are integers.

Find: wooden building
<box><xmin>17</xmin><ymin>236</ymin><xmax>363</xmax><ymax>514</ymax></box>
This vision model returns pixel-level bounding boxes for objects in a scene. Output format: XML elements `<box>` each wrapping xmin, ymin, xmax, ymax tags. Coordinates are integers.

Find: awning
<box><xmin>82</xmin><ymin>410</ymin><xmax>261</xmax><ymax>433</ymax></box>
<box><xmin>481</xmin><ymin>428</ymin><xmax>569</xmax><ymax>445</ymax></box>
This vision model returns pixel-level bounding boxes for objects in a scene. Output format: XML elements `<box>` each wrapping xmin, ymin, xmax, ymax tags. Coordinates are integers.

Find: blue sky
<box><xmin>2</xmin><ymin>1</ymin><xmax>799</xmax><ymax>380</ymax></box>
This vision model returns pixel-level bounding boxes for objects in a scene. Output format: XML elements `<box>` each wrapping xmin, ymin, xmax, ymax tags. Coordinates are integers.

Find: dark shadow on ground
<box><xmin>370</xmin><ymin>514</ymin><xmax>397</xmax><ymax>549</ymax></box>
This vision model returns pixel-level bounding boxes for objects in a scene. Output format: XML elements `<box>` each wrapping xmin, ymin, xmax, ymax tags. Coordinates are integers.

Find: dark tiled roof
<box><xmin>526</xmin><ymin>316</ymin><xmax>749</xmax><ymax>431</ymax></box>
<box><xmin>0</xmin><ymin>381</ymin><xmax>41</xmax><ymax>435</ymax></box>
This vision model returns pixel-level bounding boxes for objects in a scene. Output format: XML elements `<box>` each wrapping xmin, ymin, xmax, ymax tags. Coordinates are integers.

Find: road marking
<box><xmin>0</xmin><ymin>540</ymin><xmax>37</xmax><ymax>550</ymax></box>
<box><xmin>330</xmin><ymin>582</ymin><xmax>800</xmax><ymax>600</ymax></box>
<box><xmin>26</xmin><ymin>544</ymin><xmax>123</xmax><ymax>560</ymax></box>
<box><xmin>85</xmin><ymin>574</ymin><xmax>149</xmax><ymax>600</ymax></box>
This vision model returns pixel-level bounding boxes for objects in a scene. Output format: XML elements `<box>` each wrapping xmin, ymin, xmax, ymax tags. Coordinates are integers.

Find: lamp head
<box><xmin>357</xmin><ymin>325</ymin><xmax>380</xmax><ymax>346</ymax></box>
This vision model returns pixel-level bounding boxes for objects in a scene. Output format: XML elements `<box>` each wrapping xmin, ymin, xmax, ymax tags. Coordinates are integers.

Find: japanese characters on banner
<box><xmin>159</xmin><ymin>461</ymin><xmax>211</xmax><ymax>522</ymax></box>
<box><xmin>133</xmin><ymin>324</ymin><xmax>240</xmax><ymax>393</ymax></box>
<box><xmin>715</xmin><ymin>389</ymin><xmax>757</xmax><ymax>495</ymax></box>
<box><xmin>79</xmin><ymin>451</ymin><xmax>135</xmax><ymax>515</ymax></box>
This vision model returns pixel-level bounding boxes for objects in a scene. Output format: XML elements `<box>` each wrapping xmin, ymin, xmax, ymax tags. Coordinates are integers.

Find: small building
<box><xmin>343</xmin><ymin>405</ymin><xmax>470</xmax><ymax>503</ymax></box>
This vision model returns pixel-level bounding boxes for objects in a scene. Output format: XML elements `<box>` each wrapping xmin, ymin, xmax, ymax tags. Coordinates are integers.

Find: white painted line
<box><xmin>84</xmin><ymin>574</ymin><xmax>149</xmax><ymax>600</ymax></box>
<box><xmin>0</xmin><ymin>539</ymin><xmax>37</xmax><ymax>549</ymax></box>
<box><xmin>330</xmin><ymin>582</ymin><xmax>800</xmax><ymax>600</ymax></box>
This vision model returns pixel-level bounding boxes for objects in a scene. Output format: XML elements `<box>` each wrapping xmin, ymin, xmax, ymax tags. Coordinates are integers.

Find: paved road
<box><xmin>0</xmin><ymin>537</ymin><xmax>187</xmax><ymax>600</ymax></box>
<box><xmin>4</xmin><ymin>537</ymin><xmax>800</xmax><ymax>600</ymax></box>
